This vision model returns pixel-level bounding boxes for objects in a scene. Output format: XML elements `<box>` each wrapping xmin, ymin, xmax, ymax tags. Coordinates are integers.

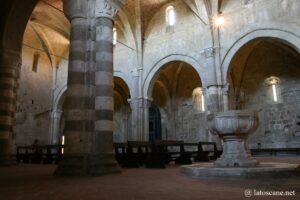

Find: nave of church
<box><xmin>1</xmin><ymin>0</ymin><xmax>300</xmax><ymax>199</ymax></box>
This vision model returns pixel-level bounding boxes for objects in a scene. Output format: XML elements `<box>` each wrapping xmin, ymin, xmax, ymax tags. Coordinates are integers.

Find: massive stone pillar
<box><xmin>55</xmin><ymin>0</ymin><xmax>122</xmax><ymax>176</ymax></box>
<box><xmin>0</xmin><ymin>49</ymin><xmax>20</xmax><ymax>165</ymax></box>
<box><xmin>55</xmin><ymin>0</ymin><xmax>92</xmax><ymax>175</ymax></box>
<box><xmin>94</xmin><ymin>0</ymin><xmax>123</xmax><ymax>174</ymax></box>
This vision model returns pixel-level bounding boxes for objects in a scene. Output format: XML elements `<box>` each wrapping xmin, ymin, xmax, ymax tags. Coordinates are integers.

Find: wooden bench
<box><xmin>113</xmin><ymin>140</ymin><xmax>222</xmax><ymax>169</ymax></box>
<box><xmin>113</xmin><ymin>142</ymin><xmax>127</xmax><ymax>165</ymax></box>
<box><xmin>125</xmin><ymin>141</ymin><xmax>151</xmax><ymax>168</ymax></box>
<box><xmin>114</xmin><ymin>141</ymin><xmax>152</xmax><ymax>168</ymax></box>
<box><xmin>43</xmin><ymin>145</ymin><xmax>63</xmax><ymax>164</ymax></box>
<box><xmin>184</xmin><ymin>142</ymin><xmax>221</xmax><ymax>162</ymax></box>
<box><xmin>16</xmin><ymin>145</ymin><xmax>63</xmax><ymax>164</ymax></box>
<box><xmin>251</xmin><ymin>148</ymin><xmax>300</xmax><ymax>156</ymax></box>
<box><xmin>146</xmin><ymin>140</ymin><xmax>192</xmax><ymax>168</ymax></box>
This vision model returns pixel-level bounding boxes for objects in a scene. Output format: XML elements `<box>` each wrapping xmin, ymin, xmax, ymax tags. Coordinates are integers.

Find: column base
<box><xmin>0</xmin><ymin>154</ymin><xmax>17</xmax><ymax>166</ymax></box>
<box><xmin>214</xmin><ymin>155</ymin><xmax>258</xmax><ymax>167</ymax></box>
<box><xmin>54</xmin><ymin>153</ymin><xmax>121</xmax><ymax>176</ymax></box>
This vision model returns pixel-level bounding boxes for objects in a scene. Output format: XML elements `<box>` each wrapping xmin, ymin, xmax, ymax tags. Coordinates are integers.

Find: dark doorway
<box><xmin>149</xmin><ymin>104</ymin><xmax>162</xmax><ymax>141</ymax></box>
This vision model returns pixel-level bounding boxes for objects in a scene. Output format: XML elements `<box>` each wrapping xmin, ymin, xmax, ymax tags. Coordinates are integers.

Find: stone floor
<box><xmin>0</xmin><ymin>157</ymin><xmax>299</xmax><ymax>200</ymax></box>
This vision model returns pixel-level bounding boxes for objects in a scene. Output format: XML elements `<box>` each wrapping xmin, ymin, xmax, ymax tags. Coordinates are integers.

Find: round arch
<box><xmin>222</xmin><ymin>28</ymin><xmax>300</xmax><ymax>82</ymax></box>
<box><xmin>143</xmin><ymin>54</ymin><xmax>205</xmax><ymax>98</ymax></box>
<box><xmin>1</xmin><ymin>0</ymin><xmax>38</xmax><ymax>52</ymax></box>
<box><xmin>53</xmin><ymin>85</ymin><xmax>68</xmax><ymax>111</ymax></box>
<box><xmin>114</xmin><ymin>70</ymin><xmax>133</xmax><ymax>97</ymax></box>
<box><xmin>114</xmin><ymin>76</ymin><xmax>131</xmax><ymax>109</ymax></box>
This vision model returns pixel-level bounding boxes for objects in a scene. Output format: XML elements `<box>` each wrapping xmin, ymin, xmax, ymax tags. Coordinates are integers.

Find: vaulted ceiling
<box><xmin>24</xmin><ymin>0</ymin><xmax>68</xmax><ymax>67</ymax></box>
<box><xmin>28</xmin><ymin>0</ymin><xmax>215</xmax><ymax>41</ymax></box>
<box><xmin>25</xmin><ymin>0</ymin><xmax>220</xmax><ymax>63</ymax></box>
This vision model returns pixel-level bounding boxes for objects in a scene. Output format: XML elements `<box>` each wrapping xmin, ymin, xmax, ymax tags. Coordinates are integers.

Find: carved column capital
<box><xmin>222</xmin><ymin>83</ymin><xmax>229</xmax><ymax>94</ymax></box>
<box><xmin>95</xmin><ymin>0</ymin><xmax>124</xmax><ymax>20</ymax></box>
<box><xmin>200</xmin><ymin>47</ymin><xmax>215</xmax><ymax>58</ymax></box>
<box><xmin>201</xmin><ymin>87</ymin><xmax>207</xmax><ymax>96</ymax></box>
<box><xmin>63</xmin><ymin>0</ymin><xmax>88</xmax><ymax>21</ymax></box>
<box><xmin>142</xmin><ymin>97</ymin><xmax>153</xmax><ymax>108</ymax></box>
<box><xmin>52</xmin><ymin>110</ymin><xmax>63</xmax><ymax>118</ymax></box>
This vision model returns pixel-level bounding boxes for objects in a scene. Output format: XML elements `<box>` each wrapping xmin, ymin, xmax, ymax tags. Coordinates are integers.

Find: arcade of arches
<box><xmin>0</xmin><ymin>0</ymin><xmax>300</xmax><ymax>196</ymax></box>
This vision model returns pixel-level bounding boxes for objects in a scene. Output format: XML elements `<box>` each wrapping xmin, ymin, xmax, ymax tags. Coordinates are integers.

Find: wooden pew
<box><xmin>113</xmin><ymin>142</ymin><xmax>127</xmax><ymax>165</ymax></box>
<box><xmin>187</xmin><ymin>142</ymin><xmax>221</xmax><ymax>162</ymax></box>
<box><xmin>146</xmin><ymin>140</ymin><xmax>192</xmax><ymax>168</ymax></box>
<box><xmin>250</xmin><ymin>148</ymin><xmax>300</xmax><ymax>156</ymax></box>
<box><xmin>119</xmin><ymin>141</ymin><xmax>152</xmax><ymax>168</ymax></box>
<box><xmin>17</xmin><ymin>146</ymin><xmax>31</xmax><ymax>163</ymax></box>
<box><xmin>16</xmin><ymin>145</ymin><xmax>63</xmax><ymax>164</ymax></box>
<box><xmin>112</xmin><ymin>140</ymin><xmax>222</xmax><ymax>169</ymax></box>
<box><xmin>44</xmin><ymin>145</ymin><xmax>63</xmax><ymax>164</ymax></box>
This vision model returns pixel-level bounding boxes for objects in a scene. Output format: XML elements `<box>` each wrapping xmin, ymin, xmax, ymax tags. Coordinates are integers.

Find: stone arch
<box><xmin>143</xmin><ymin>54</ymin><xmax>204</xmax><ymax>98</ymax></box>
<box><xmin>223</xmin><ymin>32</ymin><xmax>300</xmax><ymax>150</ymax></box>
<box><xmin>114</xmin><ymin>76</ymin><xmax>131</xmax><ymax>108</ymax></box>
<box><xmin>222</xmin><ymin>29</ymin><xmax>300</xmax><ymax>83</ymax></box>
<box><xmin>50</xmin><ymin>85</ymin><xmax>67</xmax><ymax>144</ymax></box>
<box><xmin>1</xmin><ymin>0</ymin><xmax>38</xmax><ymax>53</ymax></box>
<box><xmin>113</xmin><ymin>76</ymin><xmax>131</xmax><ymax>142</ymax></box>
<box><xmin>53</xmin><ymin>85</ymin><xmax>67</xmax><ymax>111</ymax></box>
<box><xmin>114</xmin><ymin>70</ymin><xmax>133</xmax><ymax>97</ymax></box>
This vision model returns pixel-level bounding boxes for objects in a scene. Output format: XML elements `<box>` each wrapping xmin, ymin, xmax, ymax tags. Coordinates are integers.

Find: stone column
<box><xmin>55</xmin><ymin>0</ymin><xmax>95</xmax><ymax>175</ymax></box>
<box><xmin>0</xmin><ymin>49</ymin><xmax>20</xmax><ymax>165</ymax></box>
<box><xmin>50</xmin><ymin>110</ymin><xmax>62</xmax><ymax>144</ymax></box>
<box><xmin>94</xmin><ymin>0</ymin><xmax>123</xmax><ymax>174</ymax></box>
<box><xmin>201</xmin><ymin>47</ymin><xmax>220</xmax><ymax>112</ymax></box>
<box><xmin>222</xmin><ymin>83</ymin><xmax>229</xmax><ymax>111</ymax></box>
<box><xmin>206</xmin><ymin>85</ymin><xmax>220</xmax><ymax>112</ymax></box>
<box><xmin>55</xmin><ymin>0</ymin><xmax>123</xmax><ymax>176</ymax></box>
<box><xmin>142</xmin><ymin>97</ymin><xmax>152</xmax><ymax>141</ymax></box>
<box><xmin>128</xmin><ymin>98</ymin><xmax>139</xmax><ymax>140</ymax></box>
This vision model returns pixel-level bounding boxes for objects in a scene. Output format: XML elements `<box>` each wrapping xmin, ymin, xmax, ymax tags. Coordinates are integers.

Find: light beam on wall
<box><xmin>113</xmin><ymin>28</ymin><xmax>117</xmax><ymax>45</ymax></box>
<box><xmin>201</xmin><ymin>92</ymin><xmax>205</xmax><ymax>111</ymax></box>
<box><xmin>265</xmin><ymin>76</ymin><xmax>280</xmax><ymax>103</ymax></box>
<box><xmin>272</xmin><ymin>84</ymin><xmax>278</xmax><ymax>102</ymax></box>
<box><xmin>166</xmin><ymin>6</ymin><xmax>176</xmax><ymax>26</ymax></box>
<box><xmin>61</xmin><ymin>135</ymin><xmax>65</xmax><ymax>154</ymax></box>
<box><xmin>192</xmin><ymin>87</ymin><xmax>205</xmax><ymax>112</ymax></box>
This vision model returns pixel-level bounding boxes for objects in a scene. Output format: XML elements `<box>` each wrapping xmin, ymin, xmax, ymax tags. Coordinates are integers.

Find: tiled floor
<box><xmin>0</xmin><ymin>157</ymin><xmax>299</xmax><ymax>200</ymax></box>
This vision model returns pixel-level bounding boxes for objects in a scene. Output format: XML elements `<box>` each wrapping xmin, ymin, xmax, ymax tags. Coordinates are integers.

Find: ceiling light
<box><xmin>214</xmin><ymin>16</ymin><xmax>225</xmax><ymax>27</ymax></box>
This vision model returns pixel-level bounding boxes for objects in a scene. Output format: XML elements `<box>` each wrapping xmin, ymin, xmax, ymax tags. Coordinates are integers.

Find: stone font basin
<box><xmin>207</xmin><ymin>110</ymin><xmax>259</xmax><ymax>167</ymax></box>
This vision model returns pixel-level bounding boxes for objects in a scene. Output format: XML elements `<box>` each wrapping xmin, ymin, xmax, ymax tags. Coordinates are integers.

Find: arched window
<box><xmin>32</xmin><ymin>52</ymin><xmax>40</xmax><ymax>72</ymax></box>
<box><xmin>192</xmin><ymin>87</ymin><xmax>205</xmax><ymax>112</ymax></box>
<box><xmin>166</xmin><ymin>6</ymin><xmax>176</xmax><ymax>26</ymax></box>
<box><xmin>264</xmin><ymin>76</ymin><xmax>281</xmax><ymax>103</ymax></box>
<box><xmin>113</xmin><ymin>27</ymin><xmax>117</xmax><ymax>45</ymax></box>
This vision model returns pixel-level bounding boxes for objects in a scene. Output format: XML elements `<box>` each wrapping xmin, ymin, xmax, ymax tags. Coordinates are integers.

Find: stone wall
<box><xmin>16</xmin><ymin>46</ymin><xmax>53</xmax><ymax>146</ymax></box>
<box><xmin>228</xmin><ymin>40</ymin><xmax>300</xmax><ymax>149</ymax></box>
<box><xmin>15</xmin><ymin>22</ymin><xmax>69</xmax><ymax>146</ymax></box>
<box><xmin>248</xmin><ymin>82</ymin><xmax>300</xmax><ymax>149</ymax></box>
<box><xmin>114</xmin><ymin>108</ymin><xmax>131</xmax><ymax>142</ymax></box>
